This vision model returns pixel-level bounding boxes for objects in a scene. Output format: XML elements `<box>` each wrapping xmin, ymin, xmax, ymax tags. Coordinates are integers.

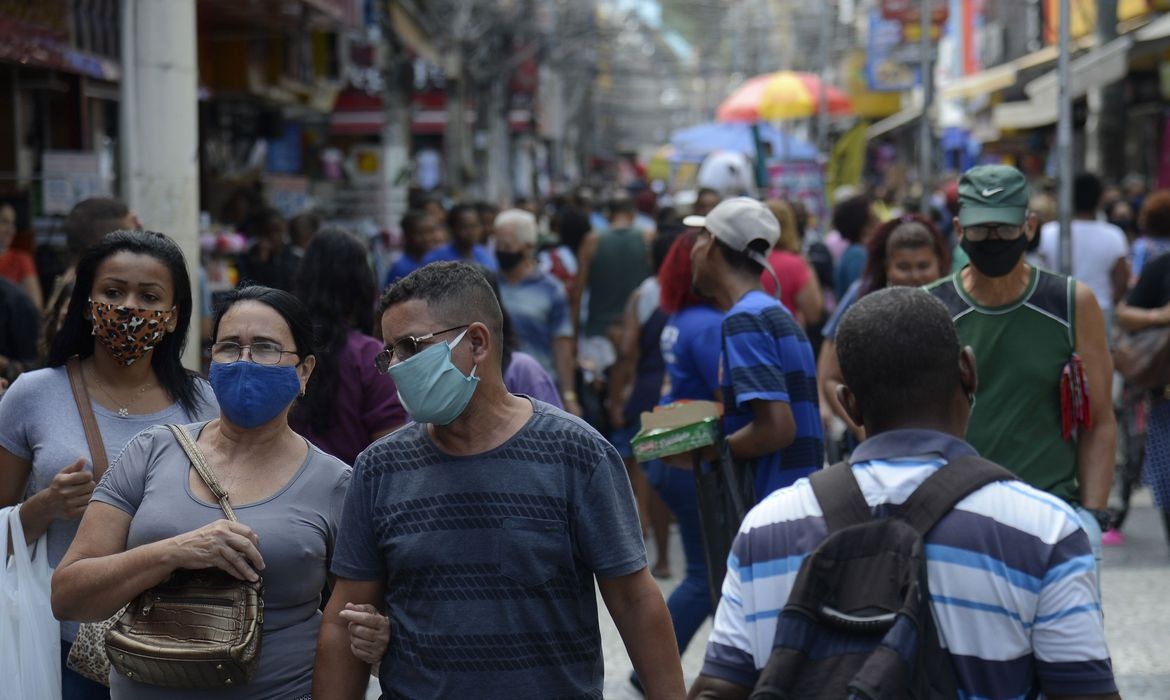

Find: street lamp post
<box><xmin>918</xmin><ymin>0</ymin><xmax>934</xmax><ymax>217</ymax></box>
<box><xmin>1057</xmin><ymin>0</ymin><xmax>1073</xmax><ymax>275</ymax></box>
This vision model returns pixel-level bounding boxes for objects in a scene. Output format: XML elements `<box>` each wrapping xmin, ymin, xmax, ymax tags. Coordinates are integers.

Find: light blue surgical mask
<box><xmin>388</xmin><ymin>328</ymin><xmax>479</xmax><ymax>425</ymax></box>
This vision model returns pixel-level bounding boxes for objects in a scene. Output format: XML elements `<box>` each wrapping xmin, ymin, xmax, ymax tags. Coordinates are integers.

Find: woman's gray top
<box><xmin>0</xmin><ymin>366</ymin><xmax>218</xmax><ymax>642</ymax></box>
<box><xmin>92</xmin><ymin>422</ymin><xmax>351</xmax><ymax>700</ymax></box>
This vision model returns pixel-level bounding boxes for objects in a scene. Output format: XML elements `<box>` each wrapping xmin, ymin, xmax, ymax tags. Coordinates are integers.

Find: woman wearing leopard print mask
<box><xmin>0</xmin><ymin>229</ymin><xmax>219</xmax><ymax>699</ymax></box>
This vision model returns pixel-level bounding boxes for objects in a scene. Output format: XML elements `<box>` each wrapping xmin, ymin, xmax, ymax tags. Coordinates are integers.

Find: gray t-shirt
<box><xmin>332</xmin><ymin>399</ymin><xmax>647</xmax><ymax>699</ymax></box>
<box><xmin>92</xmin><ymin>422</ymin><xmax>351</xmax><ymax>700</ymax></box>
<box><xmin>0</xmin><ymin>366</ymin><xmax>218</xmax><ymax>642</ymax></box>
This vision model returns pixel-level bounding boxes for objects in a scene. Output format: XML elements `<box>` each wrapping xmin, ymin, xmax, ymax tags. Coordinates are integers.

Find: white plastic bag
<box><xmin>0</xmin><ymin>505</ymin><xmax>62</xmax><ymax>700</ymax></box>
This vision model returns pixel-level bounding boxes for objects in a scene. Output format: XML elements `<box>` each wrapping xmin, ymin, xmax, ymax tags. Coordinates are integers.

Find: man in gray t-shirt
<box><xmin>314</xmin><ymin>262</ymin><xmax>686</xmax><ymax>699</ymax></box>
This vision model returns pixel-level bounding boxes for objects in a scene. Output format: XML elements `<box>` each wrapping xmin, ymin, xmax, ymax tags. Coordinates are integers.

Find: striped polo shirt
<box><xmin>720</xmin><ymin>290</ymin><xmax>823</xmax><ymax>499</ymax></box>
<box><xmin>701</xmin><ymin>429</ymin><xmax>1117</xmax><ymax>698</ymax></box>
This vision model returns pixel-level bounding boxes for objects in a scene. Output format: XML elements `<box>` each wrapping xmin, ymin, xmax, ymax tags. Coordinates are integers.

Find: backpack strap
<box><xmin>809</xmin><ymin>461</ymin><xmax>872</xmax><ymax>534</ymax></box>
<box><xmin>896</xmin><ymin>455</ymin><xmax>1017</xmax><ymax>536</ymax></box>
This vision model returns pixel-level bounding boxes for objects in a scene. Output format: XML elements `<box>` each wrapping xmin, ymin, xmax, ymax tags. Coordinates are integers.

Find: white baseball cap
<box><xmin>683</xmin><ymin>197</ymin><xmax>779</xmax><ymax>268</ymax></box>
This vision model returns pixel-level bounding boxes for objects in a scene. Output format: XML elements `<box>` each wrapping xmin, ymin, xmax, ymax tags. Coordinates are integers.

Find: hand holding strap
<box><xmin>66</xmin><ymin>356</ymin><xmax>109</xmax><ymax>483</ymax></box>
<box><xmin>168</xmin><ymin>424</ymin><xmax>237</xmax><ymax>522</ymax></box>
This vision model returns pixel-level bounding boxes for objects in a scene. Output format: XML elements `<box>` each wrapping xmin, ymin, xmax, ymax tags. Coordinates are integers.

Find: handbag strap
<box><xmin>66</xmin><ymin>356</ymin><xmax>109</xmax><ymax>482</ymax></box>
<box><xmin>167</xmin><ymin>424</ymin><xmax>238</xmax><ymax>522</ymax></box>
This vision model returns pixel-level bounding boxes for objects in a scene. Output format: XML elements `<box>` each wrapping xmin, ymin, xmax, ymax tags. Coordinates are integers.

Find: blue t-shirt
<box><xmin>661</xmin><ymin>304</ymin><xmax>723</xmax><ymax>403</ymax></box>
<box><xmin>331</xmin><ymin>399</ymin><xmax>647</xmax><ymax>699</ymax></box>
<box><xmin>499</xmin><ymin>271</ymin><xmax>572</xmax><ymax>379</ymax></box>
<box><xmin>720</xmin><ymin>290</ymin><xmax>823</xmax><ymax>499</ymax></box>
<box><xmin>834</xmin><ymin>243</ymin><xmax>866</xmax><ymax>299</ymax></box>
<box><xmin>422</xmin><ymin>242</ymin><xmax>499</xmax><ymax>272</ymax></box>
<box><xmin>384</xmin><ymin>253</ymin><xmax>427</xmax><ymax>288</ymax></box>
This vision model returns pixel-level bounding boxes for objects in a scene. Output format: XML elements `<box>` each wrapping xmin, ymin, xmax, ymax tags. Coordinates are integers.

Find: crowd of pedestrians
<box><xmin>0</xmin><ymin>160</ymin><xmax>1159</xmax><ymax>699</ymax></box>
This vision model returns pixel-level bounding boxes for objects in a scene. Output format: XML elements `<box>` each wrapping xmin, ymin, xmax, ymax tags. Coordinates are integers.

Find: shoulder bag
<box><xmin>64</xmin><ymin>356</ymin><xmax>121</xmax><ymax>686</ymax></box>
<box><xmin>103</xmin><ymin>424</ymin><xmax>264</xmax><ymax>688</ymax></box>
<box><xmin>1113</xmin><ymin>325</ymin><xmax>1170</xmax><ymax>390</ymax></box>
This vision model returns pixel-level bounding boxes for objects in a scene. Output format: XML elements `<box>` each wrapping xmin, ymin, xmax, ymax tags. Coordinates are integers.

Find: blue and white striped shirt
<box><xmin>701</xmin><ymin>429</ymin><xmax>1117</xmax><ymax>698</ymax></box>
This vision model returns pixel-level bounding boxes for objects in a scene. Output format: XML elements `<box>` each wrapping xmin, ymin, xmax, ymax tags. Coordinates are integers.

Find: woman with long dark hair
<box><xmin>816</xmin><ymin>215</ymin><xmax>951</xmax><ymax>440</ymax></box>
<box><xmin>0</xmin><ymin>229</ymin><xmax>219</xmax><ymax>698</ymax></box>
<box><xmin>288</xmin><ymin>228</ymin><xmax>404</xmax><ymax>464</ymax></box>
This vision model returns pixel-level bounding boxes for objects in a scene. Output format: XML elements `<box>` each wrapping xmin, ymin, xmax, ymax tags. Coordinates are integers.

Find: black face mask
<box><xmin>496</xmin><ymin>250</ymin><xmax>525</xmax><ymax>271</ymax></box>
<box><xmin>961</xmin><ymin>235</ymin><xmax>1029</xmax><ymax>278</ymax></box>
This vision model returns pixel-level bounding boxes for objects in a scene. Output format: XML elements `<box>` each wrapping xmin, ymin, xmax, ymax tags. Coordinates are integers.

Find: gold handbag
<box><xmin>102</xmin><ymin>424</ymin><xmax>264</xmax><ymax>688</ymax></box>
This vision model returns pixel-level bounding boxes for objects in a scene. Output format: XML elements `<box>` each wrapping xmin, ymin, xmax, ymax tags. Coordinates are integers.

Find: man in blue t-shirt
<box><xmin>314</xmin><ymin>262</ymin><xmax>684</xmax><ymax>699</ymax></box>
<box><xmin>686</xmin><ymin>198</ymin><xmax>824</xmax><ymax>500</ymax></box>
<box><xmin>383</xmin><ymin>209</ymin><xmax>440</xmax><ymax>288</ymax></box>
<box><xmin>494</xmin><ymin>208</ymin><xmax>580</xmax><ymax>415</ymax></box>
<box><xmin>422</xmin><ymin>203</ymin><xmax>498</xmax><ymax>271</ymax></box>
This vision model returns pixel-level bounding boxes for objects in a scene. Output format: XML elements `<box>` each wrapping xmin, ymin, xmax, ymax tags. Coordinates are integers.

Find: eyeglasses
<box><xmin>963</xmin><ymin>223</ymin><xmax>1025</xmax><ymax>242</ymax></box>
<box><xmin>211</xmin><ymin>341</ymin><xmax>299</xmax><ymax>365</ymax></box>
<box><xmin>374</xmin><ymin>324</ymin><xmax>469</xmax><ymax>374</ymax></box>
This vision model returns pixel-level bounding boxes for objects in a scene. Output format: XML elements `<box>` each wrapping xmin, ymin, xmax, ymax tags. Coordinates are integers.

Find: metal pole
<box><xmin>817</xmin><ymin>2</ymin><xmax>830</xmax><ymax>155</ymax></box>
<box><xmin>918</xmin><ymin>0</ymin><xmax>934</xmax><ymax>216</ymax></box>
<box><xmin>1057</xmin><ymin>0</ymin><xmax>1073</xmax><ymax>275</ymax></box>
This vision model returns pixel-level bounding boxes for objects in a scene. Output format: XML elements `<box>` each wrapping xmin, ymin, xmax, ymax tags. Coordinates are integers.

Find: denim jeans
<box><xmin>645</xmin><ymin>460</ymin><xmax>712</xmax><ymax>654</ymax></box>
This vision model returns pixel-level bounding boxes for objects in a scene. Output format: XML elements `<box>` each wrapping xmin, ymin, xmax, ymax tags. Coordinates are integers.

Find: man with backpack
<box><xmin>688</xmin><ymin>287</ymin><xmax>1117</xmax><ymax>700</ymax></box>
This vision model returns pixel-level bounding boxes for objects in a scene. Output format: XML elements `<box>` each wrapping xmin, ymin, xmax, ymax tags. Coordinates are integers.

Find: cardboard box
<box><xmin>630</xmin><ymin>401</ymin><xmax>721</xmax><ymax>463</ymax></box>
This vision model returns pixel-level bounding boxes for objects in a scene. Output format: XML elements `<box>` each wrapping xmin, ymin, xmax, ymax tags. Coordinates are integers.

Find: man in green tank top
<box><xmin>926</xmin><ymin>165</ymin><xmax>1116</xmax><ymax>561</ymax></box>
<box><xmin>572</xmin><ymin>196</ymin><xmax>653</xmax><ymax>341</ymax></box>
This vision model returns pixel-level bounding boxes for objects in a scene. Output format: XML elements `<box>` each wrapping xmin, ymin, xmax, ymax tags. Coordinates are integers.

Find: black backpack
<box><xmin>750</xmin><ymin>456</ymin><xmax>1016</xmax><ymax>700</ymax></box>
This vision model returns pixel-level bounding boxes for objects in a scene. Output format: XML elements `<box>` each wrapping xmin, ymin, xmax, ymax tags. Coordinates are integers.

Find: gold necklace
<box><xmin>88</xmin><ymin>368</ymin><xmax>155</xmax><ymax>418</ymax></box>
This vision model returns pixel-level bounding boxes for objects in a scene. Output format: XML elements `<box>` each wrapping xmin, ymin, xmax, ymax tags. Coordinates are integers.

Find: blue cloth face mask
<box><xmin>388</xmin><ymin>328</ymin><xmax>480</xmax><ymax>425</ymax></box>
<box><xmin>209</xmin><ymin>361</ymin><xmax>302</xmax><ymax>429</ymax></box>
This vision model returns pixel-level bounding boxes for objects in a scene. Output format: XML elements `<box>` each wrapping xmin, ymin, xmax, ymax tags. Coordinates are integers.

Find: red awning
<box><xmin>331</xmin><ymin>88</ymin><xmax>384</xmax><ymax>135</ymax></box>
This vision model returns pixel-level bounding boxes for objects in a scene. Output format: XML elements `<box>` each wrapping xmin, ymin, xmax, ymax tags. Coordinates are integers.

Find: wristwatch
<box><xmin>1083</xmin><ymin>508</ymin><xmax>1112</xmax><ymax>532</ymax></box>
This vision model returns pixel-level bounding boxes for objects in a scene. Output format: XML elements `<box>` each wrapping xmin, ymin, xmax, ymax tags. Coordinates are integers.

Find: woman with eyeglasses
<box><xmin>53</xmin><ymin>286</ymin><xmax>388</xmax><ymax>699</ymax></box>
<box><xmin>288</xmin><ymin>228</ymin><xmax>404</xmax><ymax>465</ymax></box>
<box><xmin>0</xmin><ymin>229</ymin><xmax>219</xmax><ymax>699</ymax></box>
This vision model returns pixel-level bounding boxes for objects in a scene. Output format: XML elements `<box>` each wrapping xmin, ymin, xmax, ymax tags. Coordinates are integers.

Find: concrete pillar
<box><xmin>120</xmin><ymin>0</ymin><xmax>201</xmax><ymax>369</ymax></box>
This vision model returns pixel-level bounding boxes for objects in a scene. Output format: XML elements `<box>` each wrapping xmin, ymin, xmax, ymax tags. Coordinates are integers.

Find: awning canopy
<box><xmin>993</xmin><ymin>98</ymin><xmax>1059</xmax><ymax>131</ymax></box>
<box><xmin>1136</xmin><ymin>11</ymin><xmax>1170</xmax><ymax>42</ymax></box>
<box><xmin>866</xmin><ymin>106</ymin><xmax>921</xmax><ymax>140</ymax></box>
<box><xmin>1025</xmin><ymin>34</ymin><xmax>1134</xmax><ymax>101</ymax></box>
<box><xmin>939</xmin><ymin>62</ymin><xmax>1019</xmax><ymax>100</ymax></box>
<box><xmin>938</xmin><ymin>39</ymin><xmax>1097</xmax><ymax>101</ymax></box>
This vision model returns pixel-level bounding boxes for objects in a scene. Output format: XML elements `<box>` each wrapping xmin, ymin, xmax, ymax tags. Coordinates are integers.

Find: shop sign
<box><xmin>867</xmin><ymin>9</ymin><xmax>919</xmax><ymax>92</ymax></box>
<box><xmin>42</xmin><ymin>151</ymin><xmax>110</xmax><ymax>216</ymax></box>
<box><xmin>880</xmin><ymin>0</ymin><xmax>949</xmax><ymax>25</ymax></box>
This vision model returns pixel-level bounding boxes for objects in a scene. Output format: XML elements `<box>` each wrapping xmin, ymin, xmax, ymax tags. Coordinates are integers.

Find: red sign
<box><xmin>880</xmin><ymin>0</ymin><xmax>949</xmax><ymax>24</ymax></box>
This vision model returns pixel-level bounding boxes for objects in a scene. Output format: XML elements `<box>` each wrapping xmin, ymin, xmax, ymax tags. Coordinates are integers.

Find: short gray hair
<box><xmin>494</xmin><ymin>209</ymin><xmax>538</xmax><ymax>246</ymax></box>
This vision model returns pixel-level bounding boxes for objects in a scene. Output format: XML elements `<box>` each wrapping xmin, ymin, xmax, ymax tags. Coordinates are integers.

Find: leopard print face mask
<box><xmin>89</xmin><ymin>298</ymin><xmax>176</xmax><ymax>366</ymax></box>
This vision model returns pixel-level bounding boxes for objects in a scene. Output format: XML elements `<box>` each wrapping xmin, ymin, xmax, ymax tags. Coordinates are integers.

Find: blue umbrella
<box><xmin>669</xmin><ymin>122</ymin><xmax>818</xmax><ymax>163</ymax></box>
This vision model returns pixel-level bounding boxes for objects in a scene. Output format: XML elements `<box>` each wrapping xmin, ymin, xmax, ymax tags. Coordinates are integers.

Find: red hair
<box><xmin>659</xmin><ymin>230</ymin><xmax>706</xmax><ymax>314</ymax></box>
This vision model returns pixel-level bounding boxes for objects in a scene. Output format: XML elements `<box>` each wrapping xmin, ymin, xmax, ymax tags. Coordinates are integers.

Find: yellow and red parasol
<box><xmin>716</xmin><ymin>71</ymin><xmax>853</xmax><ymax>123</ymax></box>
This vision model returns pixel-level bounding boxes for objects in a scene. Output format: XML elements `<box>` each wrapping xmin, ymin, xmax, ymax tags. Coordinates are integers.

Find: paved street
<box><xmin>599</xmin><ymin>490</ymin><xmax>1170</xmax><ymax>699</ymax></box>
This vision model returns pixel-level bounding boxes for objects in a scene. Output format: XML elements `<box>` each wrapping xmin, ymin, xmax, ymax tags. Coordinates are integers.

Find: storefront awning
<box><xmin>940</xmin><ymin>63</ymin><xmax>1019</xmax><ymax>100</ymax></box>
<box><xmin>332</xmin><ymin>89</ymin><xmax>385</xmax><ymax>135</ymax></box>
<box><xmin>992</xmin><ymin>97</ymin><xmax>1059</xmax><ymax>131</ymax></box>
<box><xmin>1136</xmin><ymin>11</ymin><xmax>1170</xmax><ymax>42</ymax></box>
<box><xmin>1025</xmin><ymin>34</ymin><xmax>1134</xmax><ymax>101</ymax></box>
<box><xmin>866</xmin><ymin>106</ymin><xmax>921</xmax><ymax>139</ymax></box>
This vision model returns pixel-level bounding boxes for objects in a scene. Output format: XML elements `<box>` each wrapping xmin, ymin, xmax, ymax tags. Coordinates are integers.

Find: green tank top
<box><xmin>927</xmin><ymin>268</ymin><xmax>1080</xmax><ymax>503</ymax></box>
<box><xmin>584</xmin><ymin>227</ymin><xmax>651</xmax><ymax>337</ymax></box>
